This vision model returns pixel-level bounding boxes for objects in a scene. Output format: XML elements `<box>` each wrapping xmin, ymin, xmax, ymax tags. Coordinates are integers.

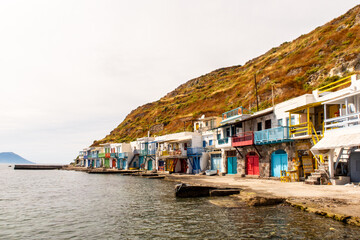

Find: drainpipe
<box><xmin>328</xmin><ymin>149</ymin><xmax>335</xmax><ymax>179</ymax></box>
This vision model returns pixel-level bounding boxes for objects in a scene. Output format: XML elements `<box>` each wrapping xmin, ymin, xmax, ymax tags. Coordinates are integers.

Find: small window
<box><xmin>209</xmin><ymin>140</ymin><xmax>213</xmax><ymax>146</ymax></box>
<box><xmin>278</xmin><ymin>119</ymin><xmax>283</xmax><ymax>126</ymax></box>
<box><xmin>265</xmin><ymin>119</ymin><xmax>271</xmax><ymax>129</ymax></box>
<box><xmin>257</xmin><ymin>122</ymin><xmax>262</xmax><ymax>131</ymax></box>
<box><xmin>203</xmin><ymin>141</ymin><xmax>207</xmax><ymax>148</ymax></box>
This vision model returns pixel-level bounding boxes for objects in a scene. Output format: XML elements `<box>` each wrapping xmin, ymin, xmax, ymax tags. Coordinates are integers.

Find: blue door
<box><xmin>148</xmin><ymin>160</ymin><xmax>153</xmax><ymax>171</ymax></box>
<box><xmin>117</xmin><ymin>159</ymin><xmax>121</xmax><ymax>169</ymax></box>
<box><xmin>192</xmin><ymin>157</ymin><xmax>201</xmax><ymax>174</ymax></box>
<box><xmin>96</xmin><ymin>160</ymin><xmax>100</xmax><ymax>168</ymax></box>
<box><xmin>227</xmin><ymin>157</ymin><xmax>237</xmax><ymax>174</ymax></box>
<box><xmin>122</xmin><ymin>160</ymin><xmax>127</xmax><ymax>169</ymax></box>
<box><xmin>271</xmin><ymin>150</ymin><xmax>288</xmax><ymax>177</ymax></box>
<box><xmin>211</xmin><ymin>154</ymin><xmax>222</xmax><ymax>171</ymax></box>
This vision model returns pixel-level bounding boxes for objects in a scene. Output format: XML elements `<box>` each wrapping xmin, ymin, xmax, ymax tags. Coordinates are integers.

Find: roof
<box><xmin>322</xmin><ymin>90</ymin><xmax>360</xmax><ymax>105</ymax></box>
<box><xmin>311</xmin><ymin>127</ymin><xmax>360</xmax><ymax>154</ymax></box>
<box><xmin>286</xmin><ymin>102</ymin><xmax>322</xmax><ymax>113</ymax></box>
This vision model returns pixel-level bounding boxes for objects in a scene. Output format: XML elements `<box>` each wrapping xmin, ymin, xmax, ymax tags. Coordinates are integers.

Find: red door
<box><xmin>112</xmin><ymin>159</ymin><xmax>116</xmax><ymax>168</ymax></box>
<box><xmin>246</xmin><ymin>153</ymin><xmax>259</xmax><ymax>175</ymax></box>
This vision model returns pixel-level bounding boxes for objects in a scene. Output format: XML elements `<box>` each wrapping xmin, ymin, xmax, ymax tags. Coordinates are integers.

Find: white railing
<box><xmin>324</xmin><ymin>112</ymin><xmax>360</xmax><ymax>131</ymax></box>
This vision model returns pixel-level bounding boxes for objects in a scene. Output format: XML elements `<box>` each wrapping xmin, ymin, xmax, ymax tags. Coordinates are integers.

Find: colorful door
<box><xmin>112</xmin><ymin>159</ymin><xmax>116</xmax><ymax>168</ymax></box>
<box><xmin>104</xmin><ymin>159</ymin><xmax>110</xmax><ymax>168</ymax></box>
<box><xmin>139</xmin><ymin>156</ymin><xmax>144</xmax><ymax>169</ymax></box>
<box><xmin>246</xmin><ymin>152</ymin><xmax>259</xmax><ymax>175</ymax></box>
<box><xmin>117</xmin><ymin>159</ymin><xmax>121</xmax><ymax>169</ymax></box>
<box><xmin>227</xmin><ymin>157</ymin><xmax>237</xmax><ymax>174</ymax></box>
<box><xmin>96</xmin><ymin>160</ymin><xmax>100</xmax><ymax>168</ymax></box>
<box><xmin>122</xmin><ymin>160</ymin><xmax>127</xmax><ymax>169</ymax></box>
<box><xmin>192</xmin><ymin>157</ymin><xmax>201</xmax><ymax>174</ymax></box>
<box><xmin>148</xmin><ymin>160</ymin><xmax>153</xmax><ymax>171</ymax></box>
<box><xmin>271</xmin><ymin>150</ymin><xmax>288</xmax><ymax>177</ymax></box>
<box><xmin>211</xmin><ymin>154</ymin><xmax>222</xmax><ymax>171</ymax></box>
<box><xmin>350</xmin><ymin>152</ymin><xmax>360</xmax><ymax>182</ymax></box>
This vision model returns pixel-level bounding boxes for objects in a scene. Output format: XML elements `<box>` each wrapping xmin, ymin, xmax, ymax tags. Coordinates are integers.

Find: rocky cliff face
<box><xmin>93</xmin><ymin>5</ymin><xmax>360</xmax><ymax>146</ymax></box>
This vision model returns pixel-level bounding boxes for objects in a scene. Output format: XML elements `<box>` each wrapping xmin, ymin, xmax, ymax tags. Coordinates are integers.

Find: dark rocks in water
<box><xmin>210</xmin><ymin>189</ymin><xmax>241</xmax><ymax>197</ymax></box>
<box><xmin>175</xmin><ymin>183</ymin><xmax>241</xmax><ymax>198</ymax></box>
<box><xmin>175</xmin><ymin>183</ymin><xmax>217</xmax><ymax>198</ymax></box>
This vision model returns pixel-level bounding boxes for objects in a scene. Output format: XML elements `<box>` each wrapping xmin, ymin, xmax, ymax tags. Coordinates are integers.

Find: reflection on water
<box><xmin>0</xmin><ymin>165</ymin><xmax>359</xmax><ymax>239</ymax></box>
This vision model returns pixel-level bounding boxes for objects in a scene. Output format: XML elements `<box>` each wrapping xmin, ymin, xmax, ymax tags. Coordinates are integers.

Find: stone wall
<box><xmin>232</xmin><ymin>142</ymin><xmax>296</xmax><ymax>177</ymax></box>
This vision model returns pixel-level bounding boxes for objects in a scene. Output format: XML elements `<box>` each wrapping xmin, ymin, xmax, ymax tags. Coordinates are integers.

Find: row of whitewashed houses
<box><xmin>77</xmin><ymin>74</ymin><xmax>360</xmax><ymax>184</ymax></box>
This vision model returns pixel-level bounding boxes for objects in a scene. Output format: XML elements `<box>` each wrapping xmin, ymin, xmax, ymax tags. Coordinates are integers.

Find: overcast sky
<box><xmin>0</xmin><ymin>0</ymin><xmax>358</xmax><ymax>164</ymax></box>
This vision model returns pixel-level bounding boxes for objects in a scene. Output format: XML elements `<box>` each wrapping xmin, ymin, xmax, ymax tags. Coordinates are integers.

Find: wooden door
<box><xmin>246</xmin><ymin>153</ymin><xmax>259</xmax><ymax>175</ymax></box>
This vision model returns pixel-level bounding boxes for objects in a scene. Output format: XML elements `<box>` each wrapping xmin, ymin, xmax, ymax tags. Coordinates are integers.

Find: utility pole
<box><xmin>254</xmin><ymin>73</ymin><xmax>259</xmax><ymax>111</ymax></box>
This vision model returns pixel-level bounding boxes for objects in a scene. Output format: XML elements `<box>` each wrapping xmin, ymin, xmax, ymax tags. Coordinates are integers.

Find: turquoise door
<box><xmin>122</xmin><ymin>160</ymin><xmax>127</xmax><ymax>169</ymax></box>
<box><xmin>148</xmin><ymin>160</ymin><xmax>153</xmax><ymax>171</ymax></box>
<box><xmin>139</xmin><ymin>156</ymin><xmax>144</xmax><ymax>168</ymax></box>
<box><xmin>271</xmin><ymin>150</ymin><xmax>288</xmax><ymax>177</ymax></box>
<box><xmin>211</xmin><ymin>154</ymin><xmax>222</xmax><ymax>171</ymax></box>
<box><xmin>227</xmin><ymin>157</ymin><xmax>237</xmax><ymax>174</ymax></box>
<box><xmin>117</xmin><ymin>159</ymin><xmax>121</xmax><ymax>169</ymax></box>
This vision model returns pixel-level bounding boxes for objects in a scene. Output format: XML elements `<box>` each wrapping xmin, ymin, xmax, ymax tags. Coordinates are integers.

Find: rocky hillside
<box><xmin>93</xmin><ymin>5</ymin><xmax>360</xmax><ymax>145</ymax></box>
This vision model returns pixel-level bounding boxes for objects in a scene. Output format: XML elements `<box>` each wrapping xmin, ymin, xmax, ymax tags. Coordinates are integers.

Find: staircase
<box><xmin>128</xmin><ymin>152</ymin><xmax>139</xmax><ymax>168</ymax></box>
<box><xmin>334</xmin><ymin>148</ymin><xmax>351</xmax><ymax>174</ymax></box>
<box><xmin>305</xmin><ymin>159</ymin><xmax>329</xmax><ymax>185</ymax></box>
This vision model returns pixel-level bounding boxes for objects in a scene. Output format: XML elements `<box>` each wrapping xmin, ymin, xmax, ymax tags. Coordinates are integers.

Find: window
<box><xmin>209</xmin><ymin>140</ymin><xmax>213</xmax><ymax>146</ymax></box>
<box><xmin>226</xmin><ymin>128</ymin><xmax>231</xmax><ymax>137</ymax></box>
<box><xmin>203</xmin><ymin>141</ymin><xmax>207</xmax><ymax>148</ymax></box>
<box><xmin>257</xmin><ymin>122</ymin><xmax>262</xmax><ymax>131</ymax></box>
<box><xmin>278</xmin><ymin>119</ymin><xmax>283</xmax><ymax>126</ymax></box>
<box><xmin>184</xmin><ymin>143</ymin><xmax>188</xmax><ymax>150</ymax></box>
<box><xmin>265</xmin><ymin>119</ymin><xmax>271</xmax><ymax>129</ymax></box>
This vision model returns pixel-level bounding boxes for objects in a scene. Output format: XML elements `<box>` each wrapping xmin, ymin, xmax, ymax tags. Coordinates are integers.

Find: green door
<box><xmin>227</xmin><ymin>157</ymin><xmax>237</xmax><ymax>174</ymax></box>
<box><xmin>148</xmin><ymin>160</ymin><xmax>153</xmax><ymax>171</ymax></box>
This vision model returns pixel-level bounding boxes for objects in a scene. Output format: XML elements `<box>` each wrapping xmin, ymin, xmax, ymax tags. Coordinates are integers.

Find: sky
<box><xmin>0</xmin><ymin>0</ymin><xmax>359</xmax><ymax>164</ymax></box>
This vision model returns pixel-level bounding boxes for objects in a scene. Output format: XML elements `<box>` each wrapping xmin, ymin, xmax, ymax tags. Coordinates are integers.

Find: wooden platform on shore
<box><xmin>14</xmin><ymin>164</ymin><xmax>64</xmax><ymax>170</ymax></box>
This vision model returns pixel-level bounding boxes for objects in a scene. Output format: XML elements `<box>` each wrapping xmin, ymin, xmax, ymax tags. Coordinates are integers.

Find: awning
<box><xmin>311</xmin><ymin>128</ymin><xmax>360</xmax><ymax>154</ymax></box>
<box><xmin>286</xmin><ymin>102</ymin><xmax>322</xmax><ymax>113</ymax></box>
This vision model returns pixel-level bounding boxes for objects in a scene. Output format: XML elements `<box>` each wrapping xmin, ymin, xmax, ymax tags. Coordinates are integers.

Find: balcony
<box><xmin>254</xmin><ymin>126</ymin><xmax>291</xmax><ymax>145</ymax></box>
<box><xmin>222</xmin><ymin>107</ymin><xmax>244</xmax><ymax>120</ymax></box>
<box><xmin>105</xmin><ymin>153</ymin><xmax>111</xmax><ymax>158</ymax></box>
<box><xmin>91</xmin><ymin>153</ymin><xmax>98</xmax><ymax>159</ymax></box>
<box><xmin>117</xmin><ymin>152</ymin><xmax>128</xmax><ymax>158</ymax></box>
<box><xmin>110</xmin><ymin>153</ymin><xmax>116</xmax><ymax>158</ymax></box>
<box><xmin>98</xmin><ymin>153</ymin><xmax>105</xmax><ymax>158</ymax></box>
<box><xmin>83</xmin><ymin>155</ymin><xmax>88</xmax><ymax>160</ymax></box>
<box><xmin>324</xmin><ymin>112</ymin><xmax>360</xmax><ymax>131</ymax></box>
<box><xmin>148</xmin><ymin>149</ymin><xmax>156</xmax><ymax>155</ymax></box>
<box><xmin>140</xmin><ymin>149</ymin><xmax>148</xmax><ymax>156</ymax></box>
<box><xmin>187</xmin><ymin>147</ymin><xmax>205</xmax><ymax>155</ymax></box>
<box><xmin>232</xmin><ymin>132</ymin><xmax>254</xmax><ymax>147</ymax></box>
<box><xmin>158</xmin><ymin>149</ymin><xmax>185</xmax><ymax>158</ymax></box>
<box><xmin>215</xmin><ymin>137</ymin><xmax>232</xmax><ymax>148</ymax></box>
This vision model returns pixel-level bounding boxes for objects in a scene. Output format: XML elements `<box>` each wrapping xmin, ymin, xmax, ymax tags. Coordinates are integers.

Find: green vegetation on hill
<box><xmin>93</xmin><ymin>5</ymin><xmax>360</xmax><ymax>146</ymax></box>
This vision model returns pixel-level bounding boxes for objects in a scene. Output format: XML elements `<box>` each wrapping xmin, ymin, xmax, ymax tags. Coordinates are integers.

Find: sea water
<box><xmin>1</xmin><ymin>165</ymin><xmax>360</xmax><ymax>239</ymax></box>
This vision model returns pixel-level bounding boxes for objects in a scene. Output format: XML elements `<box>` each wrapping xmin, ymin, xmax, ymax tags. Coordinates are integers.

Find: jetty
<box><xmin>14</xmin><ymin>164</ymin><xmax>64</xmax><ymax>170</ymax></box>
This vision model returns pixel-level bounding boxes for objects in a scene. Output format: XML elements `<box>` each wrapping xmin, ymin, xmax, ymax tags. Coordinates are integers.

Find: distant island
<box><xmin>0</xmin><ymin>152</ymin><xmax>34</xmax><ymax>164</ymax></box>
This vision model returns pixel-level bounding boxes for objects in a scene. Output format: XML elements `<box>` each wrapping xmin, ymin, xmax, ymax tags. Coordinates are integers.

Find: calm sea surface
<box><xmin>1</xmin><ymin>165</ymin><xmax>360</xmax><ymax>239</ymax></box>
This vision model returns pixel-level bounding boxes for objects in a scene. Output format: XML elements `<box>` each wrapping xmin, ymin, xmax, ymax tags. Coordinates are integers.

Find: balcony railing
<box><xmin>158</xmin><ymin>150</ymin><xmax>184</xmax><ymax>157</ymax></box>
<box><xmin>324</xmin><ymin>112</ymin><xmax>360</xmax><ymax>131</ymax></box>
<box><xmin>148</xmin><ymin>149</ymin><xmax>156</xmax><ymax>155</ymax></box>
<box><xmin>98</xmin><ymin>153</ymin><xmax>105</xmax><ymax>158</ymax></box>
<box><xmin>217</xmin><ymin>138</ymin><xmax>229</xmax><ymax>145</ymax></box>
<box><xmin>254</xmin><ymin>126</ymin><xmax>291</xmax><ymax>145</ymax></box>
<box><xmin>105</xmin><ymin>153</ymin><xmax>111</xmax><ymax>158</ymax></box>
<box><xmin>140</xmin><ymin>149</ymin><xmax>148</xmax><ymax>156</ymax></box>
<box><xmin>110</xmin><ymin>153</ymin><xmax>116</xmax><ymax>158</ymax></box>
<box><xmin>117</xmin><ymin>152</ymin><xmax>128</xmax><ymax>158</ymax></box>
<box><xmin>232</xmin><ymin>132</ymin><xmax>254</xmax><ymax>147</ymax></box>
<box><xmin>222</xmin><ymin>107</ymin><xmax>245</xmax><ymax>120</ymax></box>
<box><xmin>91</xmin><ymin>154</ymin><xmax>98</xmax><ymax>159</ymax></box>
<box><xmin>317</xmin><ymin>75</ymin><xmax>352</xmax><ymax>94</ymax></box>
<box><xmin>187</xmin><ymin>147</ymin><xmax>205</xmax><ymax>155</ymax></box>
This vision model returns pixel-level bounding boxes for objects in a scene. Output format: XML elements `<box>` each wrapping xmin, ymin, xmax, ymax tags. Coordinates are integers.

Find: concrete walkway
<box><xmin>166</xmin><ymin>174</ymin><xmax>360</xmax><ymax>222</ymax></box>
